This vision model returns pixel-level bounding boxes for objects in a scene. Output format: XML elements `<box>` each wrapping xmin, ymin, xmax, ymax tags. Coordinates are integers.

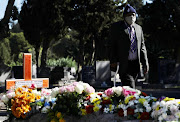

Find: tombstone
<box><xmin>5</xmin><ymin>53</ymin><xmax>49</xmax><ymax>90</ymax></box>
<box><xmin>158</xmin><ymin>59</ymin><xmax>176</xmax><ymax>84</ymax></box>
<box><xmin>96</xmin><ymin>61</ymin><xmax>112</xmax><ymax>87</ymax></box>
<box><xmin>82</xmin><ymin>66</ymin><xmax>96</xmax><ymax>87</ymax></box>
<box><xmin>11</xmin><ymin>66</ymin><xmax>23</xmax><ymax>79</ymax></box>
<box><xmin>50</xmin><ymin>66</ymin><xmax>64</xmax><ymax>84</ymax></box>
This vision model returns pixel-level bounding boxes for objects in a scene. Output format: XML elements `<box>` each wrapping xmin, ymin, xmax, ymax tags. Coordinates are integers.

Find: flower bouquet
<box><xmin>47</xmin><ymin>81</ymin><xmax>95</xmax><ymax>121</ymax></box>
<box><xmin>1</xmin><ymin>85</ymin><xmax>42</xmax><ymax>120</ymax></box>
<box><xmin>151</xmin><ymin>97</ymin><xmax>180</xmax><ymax>122</ymax></box>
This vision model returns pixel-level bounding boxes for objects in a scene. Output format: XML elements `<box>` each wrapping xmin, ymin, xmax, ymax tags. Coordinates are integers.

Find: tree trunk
<box><xmin>0</xmin><ymin>0</ymin><xmax>15</xmax><ymax>39</ymax></box>
<box><xmin>175</xmin><ymin>47</ymin><xmax>180</xmax><ymax>83</ymax></box>
<box><xmin>35</xmin><ymin>46</ymin><xmax>40</xmax><ymax>77</ymax></box>
<box><xmin>91</xmin><ymin>38</ymin><xmax>96</xmax><ymax>65</ymax></box>
<box><xmin>41</xmin><ymin>40</ymin><xmax>50</xmax><ymax>68</ymax></box>
<box><xmin>77</xmin><ymin>38</ymin><xmax>84</xmax><ymax>81</ymax></box>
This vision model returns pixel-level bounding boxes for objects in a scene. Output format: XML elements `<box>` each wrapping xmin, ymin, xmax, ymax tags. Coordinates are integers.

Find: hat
<box><xmin>123</xmin><ymin>4</ymin><xmax>136</xmax><ymax>16</ymax></box>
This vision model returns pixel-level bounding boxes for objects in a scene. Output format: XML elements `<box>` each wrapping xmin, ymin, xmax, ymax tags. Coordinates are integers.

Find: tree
<box><xmin>64</xmin><ymin>0</ymin><xmax>126</xmax><ymax>67</ymax></box>
<box><xmin>19</xmin><ymin>0</ymin><xmax>69</xmax><ymax>71</ymax></box>
<box><xmin>0</xmin><ymin>0</ymin><xmax>16</xmax><ymax>39</ymax></box>
<box><xmin>0</xmin><ymin>32</ymin><xmax>33</xmax><ymax>66</ymax></box>
<box><xmin>139</xmin><ymin>0</ymin><xmax>180</xmax><ymax>59</ymax></box>
<box><xmin>138</xmin><ymin>0</ymin><xmax>180</xmax><ymax>83</ymax></box>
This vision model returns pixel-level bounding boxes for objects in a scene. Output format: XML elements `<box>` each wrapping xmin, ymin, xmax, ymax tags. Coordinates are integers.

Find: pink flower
<box><xmin>85</xmin><ymin>86</ymin><xmax>95</xmax><ymax>94</ymax></box>
<box><xmin>41</xmin><ymin>89</ymin><xmax>51</xmax><ymax>96</ymax></box>
<box><xmin>72</xmin><ymin>82</ymin><xmax>79</xmax><ymax>86</ymax></box>
<box><xmin>104</xmin><ymin>88</ymin><xmax>114</xmax><ymax>97</ymax></box>
<box><xmin>122</xmin><ymin>88</ymin><xmax>136</xmax><ymax>97</ymax></box>
<box><xmin>59</xmin><ymin>86</ymin><xmax>66</xmax><ymax>93</ymax></box>
<box><xmin>66</xmin><ymin>85</ymin><xmax>75</xmax><ymax>92</ymax></box>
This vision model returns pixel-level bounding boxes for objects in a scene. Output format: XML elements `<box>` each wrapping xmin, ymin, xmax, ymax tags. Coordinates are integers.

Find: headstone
<box><xmin>158</xmin><ymin>59</ymin><xmax>176</xmax><ymax>84</ymax></box>
<box><xmin>82</xmin><ymin>66</ymin><xmax>96</xmax><ymax>86</ymax></box>
<box><xmin>11</xmin><ymin>66</ymin><xmax>23</xmax><ymax>79</ymax></box>
<box><xmin>5</xmin><ymin>53</ymin><xmax>49</xmax><ymax>90</ymax></box>
<box><xmin>50</xmin><ymin>67</ymin><xmax>64</xmax><ymax>84</ymax></box>
<box><xmin>96</xmin><ymin>61</ymin><xmax>112</xmax><ymax>87</ymax></box>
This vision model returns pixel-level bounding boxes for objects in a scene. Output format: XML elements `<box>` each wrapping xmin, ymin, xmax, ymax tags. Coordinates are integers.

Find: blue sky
<box><xmin>0</xmin><ymin>0</ymin><xmax>24</xmax><ymax>19</ymax></box>
<box><xmin>0</xmin><ymin>0</ymin><xmax>152</xmax><ymax>20</ymax></box>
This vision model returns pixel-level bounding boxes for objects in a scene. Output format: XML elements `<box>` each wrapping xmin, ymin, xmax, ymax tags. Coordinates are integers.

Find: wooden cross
<box><xmin>6</xmin><ymin>53</ymin><xmax>49</xmax><ymax>90</ymax></box>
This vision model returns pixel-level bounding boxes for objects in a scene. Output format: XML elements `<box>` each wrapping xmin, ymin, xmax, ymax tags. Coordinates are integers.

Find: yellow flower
<box><xmin>156</xmin><ymin>105</ymin><xmax>160</xmax><ymax>111</ymax></box>
<box><xmin>92</xmin><ymin>98</ymin><xmax>99</xmax><ymax>103</ymax></box>
<box><xmin>176</xmin><ymin>112</ymin><xmax>180</xmax><ymax>118</ymax></box>
<box><xmin>59</xmin><ymin>119</ymin><xmax>65</xmax><ymax>122</ymax></box>
<box><xmin>103</xmin><ymin>97</ymin><xmax>109</xmax><ymax>100</ymax></box>
<box><xmin>93</xmin><ymin>106</ymin><xmax>100</xmax><ymax>112</ymax></box>
<box><xmin>96</xmin><ymin>100</ymin><xmax>101</xmax><ymax>105</ymax></box>
<box><xmin>109</xmin><ymin>104</ymin><xmax>113</xmax><ymax>111</ymax></box>
<box><xmin>81</xmin><ymin>109</ymin><xmax>87</xmax><ymax>116</ymax></box>
<box><xmin>163</xmin><ymin>97</ymin><xmax>175</xmax><ymax>101</ymax></box>
<box><xmin>137</xmin><ymin>113</ymin><xmax>141</xmax><ymax>119</ymax></box>
<box><xmin>36</xmin><ymin>95</ymin><xmax>41</xmax><ymax>100</ymax></box>
<box><xmin>178</xmin><ymin>101</ymin><xmax>180</xmax><ymax>104</ymax></box>
<box><xmin>28</xmin><ymin>89</ymin><xmax>32</xmax><ymax>93</ymax></box>
<box><xmin>138</xmin><ymin>98</ymin><xmax>146</xmax><ymax>104</ymax></box>
<box><xmin>50</xmin><ymin>119</ymin><xmax>56</xmax><ymax>122</ymax></box>
<box><xmin>125</xmin><ymin>95</ymin><xmax>134</xmax><ymax>104</ymax></box>
<box><xmin>56</xmin><ymin>112</ymin><xmax>62</xmax><ymax>118</ymax></box>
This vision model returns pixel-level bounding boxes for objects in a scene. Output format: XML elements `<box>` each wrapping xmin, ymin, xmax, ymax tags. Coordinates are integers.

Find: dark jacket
<box><xmin>109</xmin><ymin>21</ymin><xmax>149</xmax><ymax>75</ymax></box>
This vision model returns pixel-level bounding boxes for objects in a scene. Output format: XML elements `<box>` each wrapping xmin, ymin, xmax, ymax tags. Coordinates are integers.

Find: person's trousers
<box><xmin>120</xmin><ymin>59</ymin><xmax>139</xmax><ymax>89</ymax></box>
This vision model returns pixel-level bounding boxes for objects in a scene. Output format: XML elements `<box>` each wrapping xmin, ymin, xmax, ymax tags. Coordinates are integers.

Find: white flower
<box><xmin>112</xmin><ymin>86</ymin><xmax>122</xmax><ymax>96</ymax></box>
<box><xmin>0</xmin><ymin>102</ymin><xmax>5</xmax><ymax>109</ymax></box>
<box><xmin>128</xmin><ymin>101</ymin><xmax>134</xmax><ymax>106</ymax></box>
<box><xmin>151</xmin><ymin>111</ymin><xmax>155</xmax><ymax>118</ymax></box>
<box><xmin>139</xmin><ymin>108</ymin><xmax>143</xmax><ymax>113</ymax></box>
<box><xmin>51</xmin><ymin>87</ymin><xmax>60</xmax><ymax>98</ymax></box>
<box><xmin>41</xmin><ymin>106</ymin><xmax>50</xmax><ymax>113</ymax></box>
<box><xmin>124</xmin><ymin>110</ymin><xmax>127</xmax><ymax>116</ymax></box>
<box><xmin>134</xmin><ymin>100</ymin><xmax>139</xmax><ymax>104</ymax></box>
<box><xmin>75</xmin><ymin>84</ymin><xmax>84</xmax><ymax>94</ymax></box>
<box><xmin>161</xmin><ymin>113</ymin><xmax>167</xmax><ymax>120</ymax></box>
<box><xmin>145</xmin><ymin>96</ymin><xmax>150</xmax><ymax>99</ymax></box>
<box><xmin>6</xmin><ymin>92</ymin><xmax>15</xmax><ymax>99</ymax></box>
<box><xmin>146</xmin><ymin>106</ymin><xmax>152</xmax><ymax>112</ymax></box>
<box><xmin>175</xmin><ymin>112</ymin><xmax>180</xmax><ymax>118</ymax></box>
<box><xmin>45</xmin><ymin>96</ymin><xmax>52</xmax><ymax>102</ymax></box>
<box><xmin>77</xmin><ymin>102</ymin><xmax>81</xmax><ymax>108</ymax></box>
<box><xmin>134</xmin><ymin>109</ymin><xmax>139</xmax><ymax>113</ymax></box>
<box><xmin>134</xmin><ymin>94</ymin><xmax>139</xmax><ymax>99</ymax></box>
<box><xmin>1</xmin><ymin>95</ymin><xmax>9</xmax><ymax>104</ymax></box>
<box><xmin>160</xmin><ymin>101</ymin><xmax>166</xmax><ymax>107</ymax></box>
<box><xmin>143</xmin><ymin>101</ymin><xmax>149</xmax><ymax>107</ymax></box>
<box><xmin>32</xmin><ymin>90</ymin><xmax>41</xmax><ymax>97</ymax></box>
<box><xmin>104</xmin><ymin>108</ymin><xmax>109</xmax><ymax>113</ymax></box>
<box><xmin>158</xmin><ymin>116</ymin><xmax>163</xmax><ymax>122</ymax></box>
<box><xmin>81</xmin><ymin>82</ymin><xmax>90</xmax><ymax>89</ymax></box>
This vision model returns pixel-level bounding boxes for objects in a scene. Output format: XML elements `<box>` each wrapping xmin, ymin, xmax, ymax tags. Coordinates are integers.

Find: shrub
<box><xmin>46</xmin><ymin>57</ymin><xmax>77</xmax><ymax>69</ymax></box>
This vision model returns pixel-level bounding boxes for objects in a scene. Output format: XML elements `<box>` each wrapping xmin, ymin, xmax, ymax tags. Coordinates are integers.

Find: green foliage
<box><xmin>0</xmin><ymin>38</ymin><xmax>11</xmax><ymax>64</ymax></box>
<box><xmin>0</xmin><ymin>32</ymin><xmax>34</xmax><ymax>67</ymax></box>
<box><xmin>65</xmin><ymin>0</ymin><xmax>125</xmax><ymax>64</ymax></box>
<box><xmin>139</xmin><ymin>0</ymin><xmax>180</xmax><ymax>59</ymax></box>
<box><xmin>51</xmin><ymin>92</ymin><xmax>84</xmax><ymax>117</ymax></box>
<box><xmin>48</xmin><ymin>29</ymin><xmax>79</xmax><ymax>61</ymax></box>
<box><xmin>46</xmin><ymin>57</ymin><xmax>77</xmax><ymax>69</ymax></box>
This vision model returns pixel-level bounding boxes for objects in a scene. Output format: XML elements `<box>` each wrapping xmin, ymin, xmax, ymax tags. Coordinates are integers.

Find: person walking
<box><xmin>109</xmin><ymin>4</ymin><xmax>149</xmax><ymax>88</ymax></box>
